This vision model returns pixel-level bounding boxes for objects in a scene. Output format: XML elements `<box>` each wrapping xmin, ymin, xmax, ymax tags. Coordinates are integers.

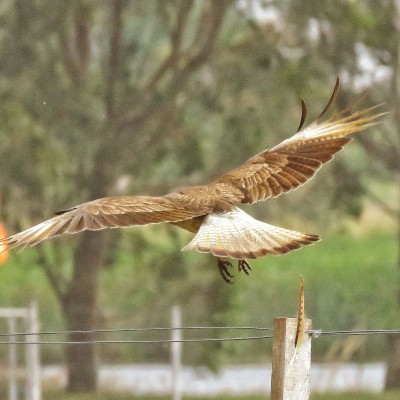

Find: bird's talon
<box><xmin>238</xmin><ymin>260</ymin><xmax>252</xmax><ymax>275</ymax></box>
<box><xmin>217</xmin><ymin>259</ymin><xmax>234</xmax><ymax>283</ymax></box>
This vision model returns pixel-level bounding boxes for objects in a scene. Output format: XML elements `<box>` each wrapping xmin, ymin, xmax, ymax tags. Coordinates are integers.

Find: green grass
<box><xmin>0</xmin><ymin>229</ymin><xmax>397</xmax><ymax>364</ymax></box>
<box><xmin>311</xmin><ymin>394</ymin><xmax>400</xmax><ymax>400</ymax></box>
<box><xmin>41</xmin><ymin>391</ymin><xmax>400</xmax><ymax>400</ymax></box>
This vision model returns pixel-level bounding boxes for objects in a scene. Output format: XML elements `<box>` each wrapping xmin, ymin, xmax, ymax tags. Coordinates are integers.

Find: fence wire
<box><xmin>0</xmin><ymin>335</ymin><xmax>275</xmax><ymax>345</ymax></box>
<box><xmin>0</xmin><ymin>325</ymin><xmax>273</xmax><ymax>337</ymax></box>
<box><xmin>308</xmin><ymin>329</ymin><xmax>400</xmax><ymax>337</ymax></box>
<box><xmin>0</xmin><ymin>326</ymin><xmax>399</xmax><ymax>345</ymax></box>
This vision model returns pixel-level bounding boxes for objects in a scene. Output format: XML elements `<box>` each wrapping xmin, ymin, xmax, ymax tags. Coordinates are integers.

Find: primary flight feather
<box><xmin>0</xmin><ymin>79</ymin><xmax>383</xmax><ymax>282</ymax></box>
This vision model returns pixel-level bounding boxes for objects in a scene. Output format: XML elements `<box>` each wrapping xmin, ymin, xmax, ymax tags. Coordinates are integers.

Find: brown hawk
<box><xmin>0</xmin><ymin>79</ymin><xmax>383</xmax><ymax>282</ymax></box>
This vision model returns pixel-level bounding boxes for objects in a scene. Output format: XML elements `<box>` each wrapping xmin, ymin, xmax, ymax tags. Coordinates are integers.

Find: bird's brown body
<box><xmin>0</xmin><ymin>79</ymin><xmax>383</xmax><ymax>282</ymax></box>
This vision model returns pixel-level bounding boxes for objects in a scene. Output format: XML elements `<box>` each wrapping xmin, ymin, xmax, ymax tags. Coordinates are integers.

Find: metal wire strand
<box><xmin>0</xmin><ymin>326</ymin><xmax>274</xmax><ymax>338</ymax></box>
<box><xmin>0</xmin><ymin>334</ymin><xmax>275</xmax><ymax>345</ymax></box>
<box><xmin>1</xmin><ymin>326</ymin><xmax>400</xmax><ymax>344</ymax></box>
<box><xmin>308</xmin><ymin>329</ymin><xmax>400</xmax><ymax>337</ymax></box>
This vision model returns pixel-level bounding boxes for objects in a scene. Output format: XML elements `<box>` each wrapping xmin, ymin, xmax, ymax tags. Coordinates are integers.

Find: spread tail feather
<box><xmin>181</xmin><ymin>207</ymin><xmax>319</xmax><ymax>259</ymax></box>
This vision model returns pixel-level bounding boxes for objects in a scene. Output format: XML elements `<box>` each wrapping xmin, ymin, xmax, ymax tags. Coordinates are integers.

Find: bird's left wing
<box><xmin>214</xmin><ymin>106</ymin><xmax>383</xmax><ymax>205</ymax></box>
<box><xmin>0</xmin><ymin>195</ymin><xmax>209</xmax><ymax>251</ymax></box>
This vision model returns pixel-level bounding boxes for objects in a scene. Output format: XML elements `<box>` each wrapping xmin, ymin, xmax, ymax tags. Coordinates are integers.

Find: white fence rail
<box><xmin>0</xmin><ymin>303</ymin><xmax>41</xmax><ymax>400</ymax></box>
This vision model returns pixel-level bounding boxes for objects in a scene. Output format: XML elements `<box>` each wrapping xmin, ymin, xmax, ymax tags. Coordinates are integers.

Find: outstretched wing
<box><xmin>0</xmin><ymin>195</ymin><xmax>209</xmax><ymax>251</ymax></box>
<box><xmin>214</xmin><ymin>90</ymin><xmax>383</xmax><ymax>205</ymax></box>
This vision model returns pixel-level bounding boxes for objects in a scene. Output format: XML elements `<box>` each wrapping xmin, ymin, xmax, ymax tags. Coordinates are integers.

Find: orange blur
<box><xmin>0</xmin><ymin>223</ymin><xmax>9</xmax><ymax>264</ymax></box>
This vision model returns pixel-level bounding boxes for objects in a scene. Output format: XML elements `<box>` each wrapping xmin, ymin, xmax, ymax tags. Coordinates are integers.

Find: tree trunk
<box><xmin>61</xmin><ymin>230</ymin><xmax>107</xmax><ymax>393</ymax></box>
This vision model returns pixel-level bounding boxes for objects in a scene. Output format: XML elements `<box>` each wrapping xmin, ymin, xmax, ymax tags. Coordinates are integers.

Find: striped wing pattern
<box><xmin>216</xmin><ymin>108</ymin><xmax>382</xmax><ymax>204</ymax></box>
<box><xmin>0</xmin><ymin>196</ymin><xmax>208</xmax><ymax>251</ymax></box>
<box><xmin>182</xmin><ymin>207</ymin><xmax>319</xmax><ymax>259</ymax></box>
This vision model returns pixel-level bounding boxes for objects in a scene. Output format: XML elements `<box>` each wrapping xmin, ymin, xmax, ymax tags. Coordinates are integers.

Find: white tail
<box><xmin>182</xmin><ymin>207</ymin><xmax>319</xmax><ymax>259</ymax></box>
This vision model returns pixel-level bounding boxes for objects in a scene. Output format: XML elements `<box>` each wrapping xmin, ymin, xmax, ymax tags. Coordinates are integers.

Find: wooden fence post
<box><xmin>271</xmin><ymin>317</ymin><xmax>312</xmax><ymax>400</ymax></box>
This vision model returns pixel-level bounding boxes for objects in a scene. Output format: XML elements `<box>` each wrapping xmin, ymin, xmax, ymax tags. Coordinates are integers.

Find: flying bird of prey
<box><xmin>0</xmin><ymin>79</ymin><xmax>383</xmax><ymax>282</ymax></box>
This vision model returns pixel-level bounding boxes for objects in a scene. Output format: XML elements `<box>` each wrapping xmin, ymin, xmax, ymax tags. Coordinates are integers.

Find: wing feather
<box><xmin>213</xmin><ymin>103</ymin><xmax>383</xmax><ymax>204</ymax></box>
<box><xmin>0</xmin><ymin>195</ymin><xmax>210</xmax><ymax>251</ymax></box>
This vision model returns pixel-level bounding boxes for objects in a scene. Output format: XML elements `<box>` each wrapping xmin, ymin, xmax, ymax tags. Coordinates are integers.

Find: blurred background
<box><xmin>0</xmin><ymin>0</ymin><xmax>398</xmax><ymax>399</ymax></box>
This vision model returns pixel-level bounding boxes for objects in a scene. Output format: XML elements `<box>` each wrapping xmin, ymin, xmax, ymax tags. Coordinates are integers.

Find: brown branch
<box><xmin>74</xmin><ymin>3</ymin><xmax>92</xmax><ymax>73</ymax></box>
<box><xmin>105</xmin><ymin>0</ymin><xmax>124</xmax><ymax>121</ymax></box>
<box><xmin>59</xmin><ymin>21</ymin><xmax>81</xmax><ymax>84</ymax></box>
<box><xmin>180</xmin><ymin>0</ymin><xmax>231</xmax><ymax>70</ymax></box>
<box><xmin>117</xmin><ymin>1</ymin><xmax>231</xmax><ymax>132</ymax></box>
<box><xmin>58</xmin><ymin>3</ymin><xmax>93</xmax><ymax>84</ymax></box>
<box><xmin>145</xmin><ymin>0</ymin><xmax>195</xmax><ymax>90</ymax></box>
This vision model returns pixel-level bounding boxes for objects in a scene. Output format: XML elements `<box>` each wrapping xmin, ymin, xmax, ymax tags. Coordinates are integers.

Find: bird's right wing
<box><xmin>0</xmin><ymin>195</ymin><xmax>208</xmax><ymax>251</ymax></box>
<box><xmin>212</xmin><ymin>79</ymin><xmax>384</xmax><ymax>205</ymax></box>
<box><xmin>214</xmin><ymin>107</ymin><xmax>382</xmax><ymax>205</ymax></box>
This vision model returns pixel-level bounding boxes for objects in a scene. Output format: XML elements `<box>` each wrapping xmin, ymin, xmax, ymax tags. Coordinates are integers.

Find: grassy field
<box><xmin>0</xmin><ymin>228</ymin><xmax>398</xmax><ymax>398</ymax></box>
<box><xmin>0</xmin><ymin>228</ymin><xmax>397</xmax><ymax>365</ymax></box>
<box><xmin>41</xmin><ymin>391</ymin><xmax>400</xmax><ymax>400</ymax></box>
